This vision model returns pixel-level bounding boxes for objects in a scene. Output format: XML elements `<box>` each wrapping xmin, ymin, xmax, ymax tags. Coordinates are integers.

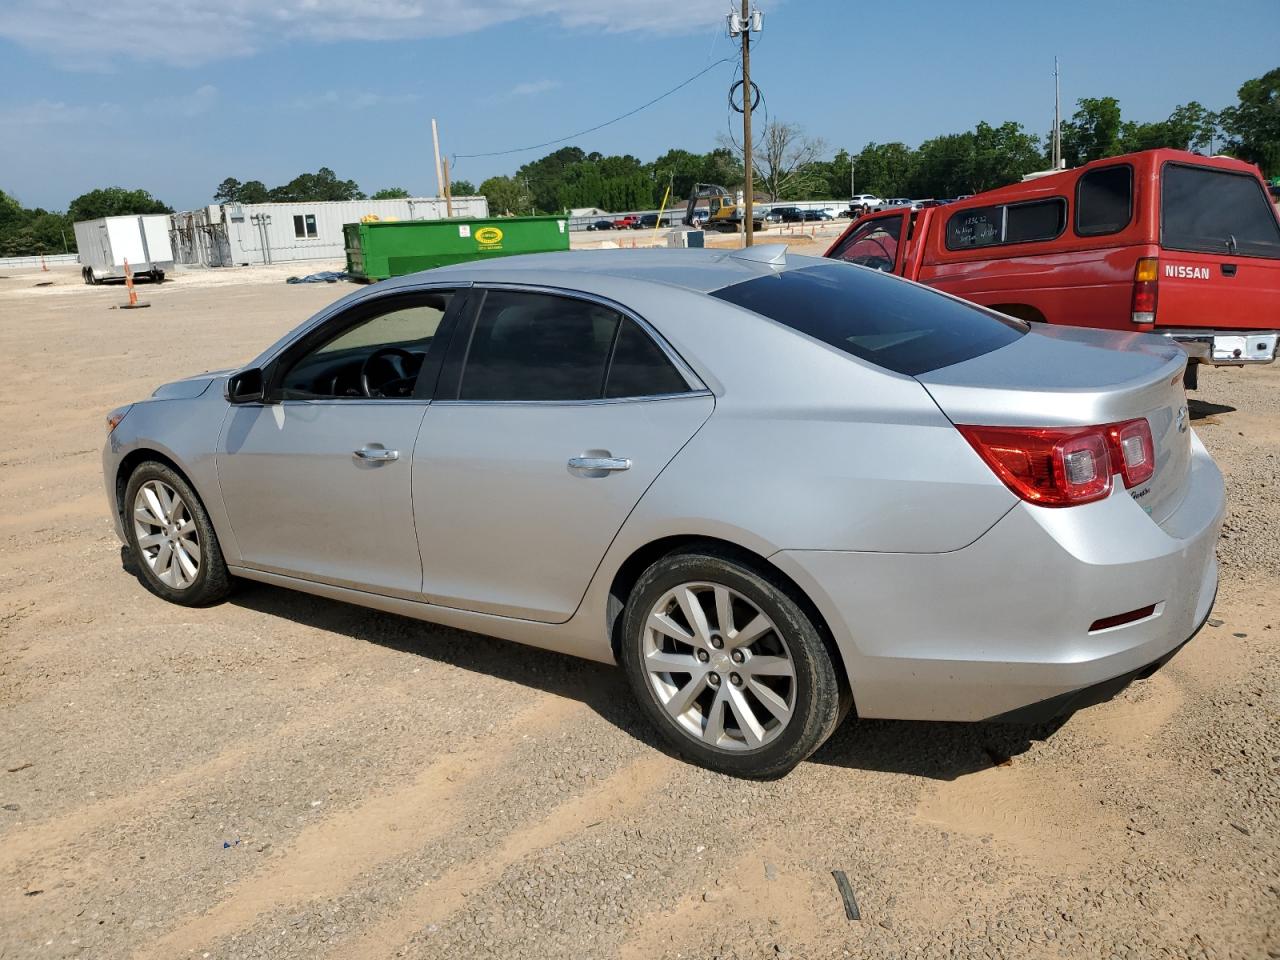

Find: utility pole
<box><xmin>731</xmin><ymin>3</ymin><xmax>762</xmax><ymax>246</ymax></box>
<box><xmin>1051</xmin><ymin>56</ymin><xmax>1061</xmax><ymax>170</ymax></box>
<box><xmin>741</xmin><ymin>0</ymin><xmax>754</xmax><ymax>247</ymax></box>
<box><xmin>850</xmin><ymin>159</ymin><xmax>856</xmax><ymax>198</ymax></box>
<box><xmin>431</xmin><ymin>118</ymin><xmax>445</xmax><ymax>199</ymax></box>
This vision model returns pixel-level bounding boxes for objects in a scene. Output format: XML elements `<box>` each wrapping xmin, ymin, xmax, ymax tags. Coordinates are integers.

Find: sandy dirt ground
<box><xmin>0</xmin><ymin>260</ymin><xmax>1276</xmax><ymax>960</ymax></box>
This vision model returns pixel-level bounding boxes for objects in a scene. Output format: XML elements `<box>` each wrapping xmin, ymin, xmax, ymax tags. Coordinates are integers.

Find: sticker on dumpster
<box><xmin>557</xmin><ymin>220</ymin><xmax>566</xmax><ymax>233</ymax></box>
<box><xmin>458</xmin><ymin>225</ymin><xmax>471</xmax><ymax>238</ymax></box>
<box><xmin>476</xmin><ymin>227</ymin><xmax>504</xmax><ymax>246</ymax></box>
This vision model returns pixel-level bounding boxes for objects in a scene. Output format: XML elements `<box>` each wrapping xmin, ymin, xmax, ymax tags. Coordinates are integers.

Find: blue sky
<box><xmin>0</xmin><ymin>0</ymin><xmax>1274</xmax><ymax>211</ymax></box>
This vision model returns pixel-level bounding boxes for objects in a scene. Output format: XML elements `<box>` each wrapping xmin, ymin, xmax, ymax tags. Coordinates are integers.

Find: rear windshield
<box><xmin>1162</xmin><ymin>164</ymin><xmax>1280</xmax><ymax>259</ymax></box>
<box><xmin>710</xmin><ymin>261</ymin><xmax>1026</xmax><ymax>376</ymax></box>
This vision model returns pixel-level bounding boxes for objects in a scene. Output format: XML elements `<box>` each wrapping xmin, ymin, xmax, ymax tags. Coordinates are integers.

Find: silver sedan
<box><xmin>103</xmin><ymin>248</ymin><xmax>1224</xmax><ymax>777</ymax></box>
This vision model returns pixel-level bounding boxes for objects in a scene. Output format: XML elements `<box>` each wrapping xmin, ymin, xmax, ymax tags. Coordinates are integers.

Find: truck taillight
<box><xmin>1131</xmin><ymin>257</ymin><xmax>1159</xmax><ymax>324</ymax></box>
<box><xmin>959</xmin><ymin>417</ymin><xmax>1156</xmax><ymax>507</ymax></box>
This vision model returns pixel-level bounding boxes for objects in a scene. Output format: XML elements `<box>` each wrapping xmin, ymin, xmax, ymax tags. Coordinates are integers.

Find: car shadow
<box><xmin>1189</xmin><ymin>399</ymin><xmax>1236</xmax><ymax>420</ymax></box>
<box><xmin>122</xmin><ymin>548</ymin><xmax>1067</xmax><ymax>783</ymax></box>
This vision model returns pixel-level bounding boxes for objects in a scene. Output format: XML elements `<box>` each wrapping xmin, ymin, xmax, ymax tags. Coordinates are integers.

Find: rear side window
<box><xmin>946</xmin><ymin>199</ymin><xmax>1066</xmax><ymax>250</ymax></box>
<box><xmin>1076</xmin><ymin>165</ymin><xmax>1133</xmax><ymax>236</ymax></box>
<box><xmin>1161</xmin><ymin>164</ymin><xmax>1280</xmax><ymax>259</ymax></box>
<box><xmin>710</xmin><ymin>262</ymin><xmax>1026</xmax><ymax>376</ymax></box>
<box><xmin>828</xmin><ymin>215</ymin><xmax>902</xmax><ymax>272</ymax></box>
<box><xmin>605</xmin><ymin>319</ymin><xmax>689</xmax><ymax>398</ymax></box>
<box><xmin>460</xmin><ymin>291</ymin><xmax>619</xmax><ymax>401</ymax></box>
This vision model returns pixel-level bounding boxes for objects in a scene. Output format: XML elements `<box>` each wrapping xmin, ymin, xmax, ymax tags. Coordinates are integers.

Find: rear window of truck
<box><xmin>1161</xmin><ymin>164</ymin><xmax>1280</xmax><ymax>259</ymax></box>
<box><xmin>945</xmin><ymin>198</ymin><xmax>1066</xmax><ymax>250</ymax></box>
<box><xmin>710</xmin><ymin>261</ymin><xmax>1026</xmax><ymax>376</ymax></box>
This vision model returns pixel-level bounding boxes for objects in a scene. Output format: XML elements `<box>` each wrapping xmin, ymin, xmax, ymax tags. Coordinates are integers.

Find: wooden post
<box><xmin>442</xmin><ymin>157</ymin><xmax>454</xmax><ymax>218</ymax></box>
<box><xmin>741</xmin><ymin>0</ymin><xmax>754</xmax><ymax>248</ymax></box>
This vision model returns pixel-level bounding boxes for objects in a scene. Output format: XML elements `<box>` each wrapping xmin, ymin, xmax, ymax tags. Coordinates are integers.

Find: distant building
<box><xmin>170</xmin><ymin>196</ymin><xmax>489</xmax><ymax>267</ymax></box>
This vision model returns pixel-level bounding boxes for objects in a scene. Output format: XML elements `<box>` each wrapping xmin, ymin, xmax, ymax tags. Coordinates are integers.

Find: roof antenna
<box><xmin>729</xmin><ymin>243</ymin><xmax>787</xmax><ymax>266</ymax></box>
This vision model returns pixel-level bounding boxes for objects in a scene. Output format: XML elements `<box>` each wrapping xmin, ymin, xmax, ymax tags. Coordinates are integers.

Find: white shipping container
<box><xmin>73</xmin><ymin>215</ymin><xmax>175</xmax><ymax>283</ymax></box>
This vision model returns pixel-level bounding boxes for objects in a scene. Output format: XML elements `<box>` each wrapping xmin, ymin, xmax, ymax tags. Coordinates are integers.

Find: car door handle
<box><xmin>568</xmin><ymin>456</ymin><xmax>631</xmax><ymax>472</ymax></box>
<box><xmin>354</xmin><ymin>446</ymin><xmax>399</xmax><ymax>462</ymax></box>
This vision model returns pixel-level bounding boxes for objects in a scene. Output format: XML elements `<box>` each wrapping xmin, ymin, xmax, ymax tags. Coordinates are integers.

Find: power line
<box><xmin>454</xmin><ymin>57</ymin><xmax>735</xmax><ymax>161</ymax></box>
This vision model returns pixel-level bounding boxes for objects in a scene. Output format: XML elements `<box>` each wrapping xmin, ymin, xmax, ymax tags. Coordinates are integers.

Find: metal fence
<box><xmin>0</xmin><ymin>253</ymin><xmax>80</xmax><ymax>270</ymax></box>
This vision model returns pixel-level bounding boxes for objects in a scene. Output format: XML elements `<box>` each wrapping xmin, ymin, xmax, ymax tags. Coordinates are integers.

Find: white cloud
<box><xmin>0</xmin><ymin>0</ymin><xmax>732</xmax><ymax>67</ymax></box>
<box><xmin>286</xmin><ymin>89</ymin><xmax>422</xmax><ymax>110</ymax></box>
<box><xmin>510</xmin><ymin>79</ymin><xmax>560</xmax><ymax>97</ymax></box>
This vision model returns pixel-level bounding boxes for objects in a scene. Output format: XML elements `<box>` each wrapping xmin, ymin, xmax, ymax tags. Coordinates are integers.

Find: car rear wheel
<box><xmin>620</xmin><ymin>551</ymin><xmax>842</xmax><ymax>778</ymax></box>
<box><xmin>125</xmin><ymin>462</ymin><xmax>231</xmax><ymax>606</ymax></box>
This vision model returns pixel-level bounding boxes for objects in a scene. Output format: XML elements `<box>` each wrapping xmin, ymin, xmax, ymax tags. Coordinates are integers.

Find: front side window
<box><xmin>711</xmin><ymin>262</ymin><xmax>1026</xmax><ymax>377</ymax></box>
<box><xmin>1076</xmin><ymin>165</ymin><xmax>1133</xmax><ymax>236</ymax></box>
<box><xmin>293</xmin><ymin>213</ymin><xmax>318</xmax><ymax>239</ymax></box>
<box><xmin>456</xmin><ymin>290</ymin><xmax>692</xmax><ymax>402</ymax></box>
<box><xmin>946</xmin><ymin>199</ymin><xmax>1066</xmax><ymax>250</ymax></box>
<box><xmin>276</xmin><ymin>292</ymin><xmax>453</xmax><ymax>399</ymax></box>
<box><xmin>828</xmin><ymin>215</ymin><xmax>903</xmax><ymax>271</ymax></box>
<box><xmin>1161</xmin><ymin>163</ymin><xmax>1280</xmax><ymax>259</ymax></box>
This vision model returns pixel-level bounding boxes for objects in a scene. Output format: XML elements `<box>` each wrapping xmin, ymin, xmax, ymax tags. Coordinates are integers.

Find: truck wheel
<box><xmin>88</xmin><ymin>269</ymin><xmax>100</xmax><ymax>285</ymax></box>
<box><xmin>150</xmin><ymin>270</ymin><xmax>165</xmax><ymax>283</ymax></box>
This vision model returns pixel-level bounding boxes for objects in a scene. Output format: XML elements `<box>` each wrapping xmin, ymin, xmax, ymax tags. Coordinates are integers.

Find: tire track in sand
<box><xmin>131</xmin><ymin>694</ymin><xmax>584</xmax><ymax>960</ymax></box>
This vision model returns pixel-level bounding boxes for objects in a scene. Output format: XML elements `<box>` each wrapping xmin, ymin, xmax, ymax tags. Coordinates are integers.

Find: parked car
<box><xmin>847</xmin><ymin>194</ymin><xmax>881</xmax><ymax>217</ymax></box>
<box><xmin>105</xmin><ymin>248</ymin><xmax>1223</xmax><ymax>778</ymax></box>
<box><xmin>638</xmin><ymin>213</ymin><xmax>671</xmax><ymax>228</ymax></box>
<box><xmin>801</xmin><ymin>208</ymin><xmax>833</xmax><ymax>221</ymax></box>
<box><xmin>769</xmin><ymin>206</ymin><xmax>804</xmax><ymax>223</ymax></box>
<box><xmin>586</xmin><ymin>219</ymin><xmax>615</xmax><ymax>231</ymax></box>
<box><xmin>873</xmin><ymin>198</ymin><xmax>912</xmax><ymax>212</ymax></box>
<box><xmin>826</xmin><ymin>149</ymin><xmax>1280</xmax><ymax>388</ymax></box>
<box><xmin>614</xmin><ymin>215</ymin><xmax>641</xmax><ymax>230</ymax></box>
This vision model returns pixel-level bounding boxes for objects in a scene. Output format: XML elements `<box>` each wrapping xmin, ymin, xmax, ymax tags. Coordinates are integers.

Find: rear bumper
<box><xmin>771</xmin><ymin>432</ymin><xmax>1224</xmax><ymax>723</ymax></box>
<box><xmin>1163</xmin><ymin>329</ymin><xmax>1278</xmax><ymax>365</ymax></box>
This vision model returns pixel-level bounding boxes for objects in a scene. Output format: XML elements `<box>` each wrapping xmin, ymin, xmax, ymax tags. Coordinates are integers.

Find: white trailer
<box><xmin>73</xmin><ymin>215</ymin><xmax>175</xmax><ymax>284</ymax></box>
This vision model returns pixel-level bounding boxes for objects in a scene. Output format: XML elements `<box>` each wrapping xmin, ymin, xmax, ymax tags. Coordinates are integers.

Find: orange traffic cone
<box><xmin>119</xmin><ymin>258</ymin><xmax>150</xmax><ymax>310</ymax></box>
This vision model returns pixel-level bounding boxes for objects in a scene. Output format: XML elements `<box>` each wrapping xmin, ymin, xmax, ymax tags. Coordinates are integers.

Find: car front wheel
<box><xmin>620</xmin><ymin>551</ymin><xmax>842</xmax><ymax>778</ymax></box>
<box><xmin>125</xmin><ymin>462</ymin><xmax>231</xmax><ymax>606</ymax></box>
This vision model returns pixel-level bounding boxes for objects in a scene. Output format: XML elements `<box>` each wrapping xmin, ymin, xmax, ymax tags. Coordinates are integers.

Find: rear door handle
<box><xmin>354</xmin><ymin>446</ymin><xmax>399</xmax><ymax>462</ymax></box>
<box><xmin>568</xmin><ymin>456</ymin><xmax>631</xmax><ymax>472</ymax></box>
<box><xmin>1221</xmin><ymin>263</ymin><xmax>1237</xmax><ymax>277</ymax></box>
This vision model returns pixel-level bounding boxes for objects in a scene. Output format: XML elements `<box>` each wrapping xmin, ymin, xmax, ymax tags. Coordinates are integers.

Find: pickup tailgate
<box><xmin>1157</xmin><ymin>162</ymin><xmax>1280</xmax><ymax>330</ymax></box>
<box><xmin>917</xmin><ymin>325</ymin><xmax>1192</xmax><ymax>527</ymax></box>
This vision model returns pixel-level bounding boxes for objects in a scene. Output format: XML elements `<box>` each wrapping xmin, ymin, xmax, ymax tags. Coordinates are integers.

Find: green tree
<box><xmin>478</xmin><ymin>175</ymin><xmax>531</xmax><ymax>215</ymax></box>
<box><xmin>213</xmin><ymin>177</ymin><xmax>242</xmax><ymax>203</ymax></box>
<box><xmin>850</xmin><ymin>141</ymin><xmax>914</xmax><ymax>198</ymax></box>
<box><xmin>371</xmin><ymin>187</ymin><xmax>410</xmax><ymax>199</ymax></box>
<box><xmin>1059</xmin><ymin>97</ymin><xmax>1124</xmax><ymax>167</ymax></box>
<box><xmin>238</xmin><ymin>180</ymin><xmax>270</xmax><ymax>204</ymax></box>
<box><xmin>1219</xmin><ymin>68</ymin><xmax>1280</xmax><ymax>176</ymax></box>
<box><xmin>68</xmin><ymin>187</ymin><xmax>171</xmax><ymax>223</ymax></box>
<box><xmin>449</xmin><ymin>180</ymin><xmax>477</xmax><ymax>196</ymax></box>
<box><xmin>268</xmin><ymin>167</ymin><xmax>364</xmax><ymax>202</ymax></box>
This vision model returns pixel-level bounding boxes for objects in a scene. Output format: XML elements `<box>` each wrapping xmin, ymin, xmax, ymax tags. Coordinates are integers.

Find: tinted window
<box><xmin>605</xmin><ymin>318</ymin><xmax>689</xmax><ymax>398</ymax></box>
<box><xmin>710</xmin><ymin>262</ymin><xmax>1025</xmax><ymax>376</ymax></box>
<box><xmin>1005</xmin><ymin>199</ymin><xmax>1066</xmax><ymax>243</ymax></box>
<box><xmin>1161</xmin><ymin>164</ymin><xmax>1280</xmax><ymax>259</ymax></box>
<box><xmin>278</xmin><ymin>293</ymin><xmax>452</xmax><ymax>399</ymax></box>
<box><xmin>460</xmin><ymin>291</ymin><xmax>619</xmax><ymax>401</ymax></box>
<box><xmin>1076</xmin><ymin>165</ymin><xmax>1133</xmax><ymax>236</ymax></box>
<box><xmin>946</xmin><ymin>199</ymin><xmax>1065</xmax><ymax>249</ymax></box>
<box><xmin>946</xmin><ymin>205</ymin><xmax>1002</xmax><ymax>248</ymax></box>
<box><xmin>829</xmin><ymin>215</ymin><xmax>902</xmax><ymax>271</ymax></box>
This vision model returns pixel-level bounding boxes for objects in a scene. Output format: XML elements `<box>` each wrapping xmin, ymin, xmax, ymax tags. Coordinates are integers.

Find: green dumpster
<box><xmin>344</xmin><ymin>215</ymin><xmax>570</xmax><ymax>281</ymax></box>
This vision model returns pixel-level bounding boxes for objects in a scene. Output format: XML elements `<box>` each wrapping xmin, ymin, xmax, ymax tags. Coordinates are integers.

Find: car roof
<box><xmin>387</xmin><ymin>247</ymin><xmax>828</xmax><ymax>295</ymax></box>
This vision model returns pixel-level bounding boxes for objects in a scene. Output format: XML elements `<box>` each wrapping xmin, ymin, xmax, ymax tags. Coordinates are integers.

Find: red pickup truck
<box><xmin>825</xmin><ymin>149</ymin><xmax>1280</xmax><ymax>387</ymax></box>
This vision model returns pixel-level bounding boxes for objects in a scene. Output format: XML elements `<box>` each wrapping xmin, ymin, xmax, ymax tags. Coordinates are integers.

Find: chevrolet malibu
<box><xmin>103</xmin><ymin>247</ymin><xmax>1224</xmax><ymax>778</ymax></box>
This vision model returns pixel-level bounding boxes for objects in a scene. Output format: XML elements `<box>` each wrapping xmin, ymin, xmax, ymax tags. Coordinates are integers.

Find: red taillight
<box><xmin>1131</xmin><ymin>257</ymin><xmax>1159</xmax><ymax>324</ymax></box>
<box><xmin>959</xmin><ymin>417</ymin><xmax>1156</xmax><ymax>507</ymax></box>
<box><xmin>1107</xmin><ymin>418</ymin><xmax>1155</xmax><ymax>488</ymax></box>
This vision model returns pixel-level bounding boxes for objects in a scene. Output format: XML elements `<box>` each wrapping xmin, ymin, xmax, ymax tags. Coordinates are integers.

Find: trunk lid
<box><xmin>1156</xmin><ymin>162</ymin><xmax>1280</xmax><ymax>331</ymax></box>
<box><xmin>917</xmin><ymin>325</ymin><xmax>1192</xmax><ymax>526</ymax></box>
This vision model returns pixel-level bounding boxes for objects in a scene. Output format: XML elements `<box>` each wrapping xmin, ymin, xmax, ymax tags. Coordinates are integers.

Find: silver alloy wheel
<box><xmin>642</xmin><ymin>581</ymin><xmax>796</xmax><ymax>751</ymax></box>
<box><xmin>133</xmin><ymin>479</ymin><xmax>201</xmax><ymax>590</ymax></box>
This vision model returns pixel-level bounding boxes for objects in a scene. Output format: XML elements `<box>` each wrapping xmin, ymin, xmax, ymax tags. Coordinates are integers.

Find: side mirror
<box><xmin>225</xmin><ymin>367</ymin><xmax>266</xmax><ymax>404</ymax></box>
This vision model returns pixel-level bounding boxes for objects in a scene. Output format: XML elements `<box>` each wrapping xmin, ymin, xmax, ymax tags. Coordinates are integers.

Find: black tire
<box><xmin>620</xmin><ymin>550</ymin><xmax>842</xmax><ymax>779</ymax></box>
<box><xmin>124</xmin><ymin>461</ymin><xmax>232</xmax><ymax>606</ymax></box>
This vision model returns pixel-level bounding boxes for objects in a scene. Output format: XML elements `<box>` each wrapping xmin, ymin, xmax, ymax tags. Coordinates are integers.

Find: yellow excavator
<box><xmin>683</xmin><ymin>183</ymin><xmax>765</xmax><ymax>232</ymax></box>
